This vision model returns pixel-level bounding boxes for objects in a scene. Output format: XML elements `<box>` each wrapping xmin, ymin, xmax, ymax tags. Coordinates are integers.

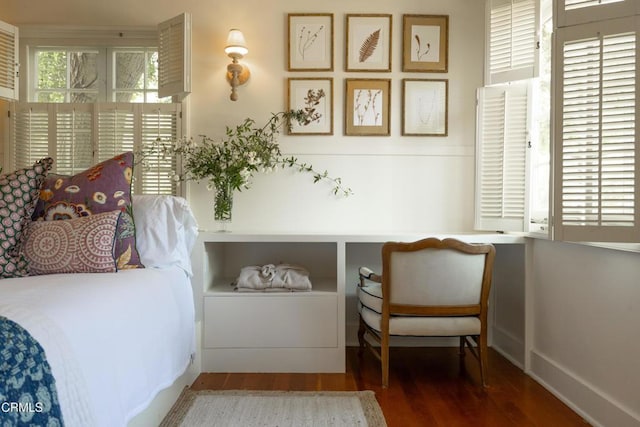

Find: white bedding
<box><xmin>0</xmin><ymin>264</ymin><xmax>196</xmax><ymax>427</ymax></box>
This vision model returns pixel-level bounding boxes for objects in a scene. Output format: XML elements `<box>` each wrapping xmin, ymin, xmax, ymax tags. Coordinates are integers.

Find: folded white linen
<box><xmin>235</xmin><ymin>263</ymin><xmax>312</xmax><ymax>291</ymax></box>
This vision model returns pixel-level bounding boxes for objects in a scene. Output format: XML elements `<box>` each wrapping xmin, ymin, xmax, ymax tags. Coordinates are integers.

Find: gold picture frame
<box><xmin>345</xmin><ymin>79</ymin><xmax>391</xmax><ymax>136</ymax></box>
<box><xmin>288</xmin><ymin>13</ymin><xmax>334</xmax><ymax>71</ymax></box>
<box><xmin>287</xmin><ymin>77</ymin><xmax>333</xmax><ymax>135</ymax></box>
<box><xmin>345</xmin><ymin>14</ymin><xmax>392</xmax><ymax>72</ymax></box>
<box><xmin>402</xmin><ymin>78</ymin><xmax>448</xmax><ymax>136</ymax></box>
<box><xmin>402</xmin><ymin>14</ymin><xmax>449</xmax><ymax>73</ymax></box>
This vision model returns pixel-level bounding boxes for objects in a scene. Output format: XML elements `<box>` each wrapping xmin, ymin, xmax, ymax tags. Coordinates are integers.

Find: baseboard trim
<box><xmin>529</xmin><ymin>350</ymin><xmax>640</xmax><ymax>427</ymax></box>
<box><xmin>490</xmin><ymin>325</ymin><xmax>524</xmax><ymax>369</ymax></box>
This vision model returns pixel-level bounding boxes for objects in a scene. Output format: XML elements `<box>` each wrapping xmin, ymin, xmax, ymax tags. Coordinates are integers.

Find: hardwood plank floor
<box><xmin>191</xmin><ymin>347</ymin><xmax>590</xmax><ymax>427</ymax></box>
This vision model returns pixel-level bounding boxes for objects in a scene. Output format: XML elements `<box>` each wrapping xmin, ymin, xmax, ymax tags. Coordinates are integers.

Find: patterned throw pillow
<box><xmin>0</xmin><ymin>158</ymin><xmax>54</xmax><ymax>279</ymax></box>
<box><xmin>22</xmin><ymin>210</ymin><xmax>120</xmax><ymax>275</ymax></box>
<box><xmin>32</xmin><ymin>152</ymin><xmax>143</xmax><ymax>269</ymax></box>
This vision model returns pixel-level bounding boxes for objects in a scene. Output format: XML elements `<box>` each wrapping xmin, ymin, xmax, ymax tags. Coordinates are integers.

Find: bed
<box><xmin>0</xmin><ymin>194</ymin><xmax>200</xmax><ymax>427</ymax></box>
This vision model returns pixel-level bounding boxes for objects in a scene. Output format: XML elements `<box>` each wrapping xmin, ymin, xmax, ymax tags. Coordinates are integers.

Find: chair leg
<box><xmin>478</xmin><ymin>334</ymin><xmax>489</xmax><ymax>387</ymax></box>
<box><xmin>381</xmin><ymin>334</ymin><xmax>389</xmax><ymax>388</ymax></box>
<box><xmin>459</xmin><ymin>336</ymin><xmax>466</xmax><ymax>358</ymax></box>
<box><xmin>357</xmin><ymin>316</ymin><xmax>366</xmax><ymax>356</ymax></box>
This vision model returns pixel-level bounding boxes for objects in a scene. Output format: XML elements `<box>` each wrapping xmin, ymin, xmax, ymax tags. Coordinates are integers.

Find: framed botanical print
<box><xmin>402</xmin><ymin>14</ymin><xmax>449</xmax><ymax>72</ymax></box>
<box><xmin>288</xmin><ymin>13</ymin><xmax>334</xmax><ymax>71</ymax></box>
<box><xmin>345</xmin><ymin>79</ymin><xmax>391</xmax><ymax>136</ymax></box>
<box><xmin>345</xmin><ymin>14</ymin><xmax>392</xmax><ymax>72</ymax></box>
<box><xmin>287</xmin><ymin>77</ymin><xmax>333</xmax><ymax>135</ymax></box>
<box><xmin>402</xmin><ymin>78</ymin><xmax>448</xmax><ymax>136</ymax></box>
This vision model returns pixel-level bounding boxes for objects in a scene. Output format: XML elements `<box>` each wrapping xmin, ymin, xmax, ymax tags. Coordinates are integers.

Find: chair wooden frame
<box><xmin>357</xmin><ymin>237</ymin><xmax>496</xmax><ymax>388</ymax></box>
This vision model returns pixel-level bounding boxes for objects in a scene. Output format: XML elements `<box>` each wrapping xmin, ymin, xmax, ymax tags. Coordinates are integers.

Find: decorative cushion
<box><xmin>0</xmin><ymin>158</ymin><xmax>54</xmax><ymax>279</ymax></box>
<box><xmin>22</xmin><ymin>210</ymin><xmax>120</xmax><ymax>275</ymax></box>
<box><xmin>32</xmin><ymin>152</ymin><xmax>143</xmax><ymax>269</ymax></box>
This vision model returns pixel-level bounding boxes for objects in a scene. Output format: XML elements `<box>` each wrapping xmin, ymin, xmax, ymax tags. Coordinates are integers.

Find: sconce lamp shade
<box><xmin>225</xmin><ymin>29</ymin><xmax>248</xmax><ymax>58</ymax></box>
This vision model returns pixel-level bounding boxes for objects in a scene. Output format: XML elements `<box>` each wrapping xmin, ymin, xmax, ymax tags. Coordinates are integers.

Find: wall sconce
<box><xmin>225</xmin><ymin>29</ymin><xmax>250</xmax><ymax>101</ymax></box>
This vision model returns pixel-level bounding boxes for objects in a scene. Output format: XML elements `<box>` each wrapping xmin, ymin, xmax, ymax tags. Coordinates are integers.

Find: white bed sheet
<box><xmin>0</xmin><ymin>267</ymin><xmax>195</xmax><ymax>427</ymax></box>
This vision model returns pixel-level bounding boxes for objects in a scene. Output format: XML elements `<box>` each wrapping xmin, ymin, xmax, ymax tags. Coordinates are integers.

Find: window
<box><xmin>32</xmin><ymin>47</ymin><xmax>165</xmax><ymax>103</ymax></box>
<box><xmin>476</xmin><ymin>0</ymin><xmax>548</xmax><ymax>233</ymax></box>
<box><xmin>487</xmin><ymin>0</ymin><xmax>539</xmax><ymax>85</ymax></box>
<box><xmin>553</xmin><ymin>17</ymin><xmax>639</xmax><ymax>242</ymax></box>
<box><xmin>3</xmin><ymin>13</ymin><xmax>191</xmax><ymax>196</ymax></box>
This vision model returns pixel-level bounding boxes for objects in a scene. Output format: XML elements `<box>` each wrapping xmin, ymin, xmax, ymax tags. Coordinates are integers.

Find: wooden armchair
<box><xmin>357</xmin><ymin>237</ymin><xmax>496</xmax><ymax>388</ymax></box>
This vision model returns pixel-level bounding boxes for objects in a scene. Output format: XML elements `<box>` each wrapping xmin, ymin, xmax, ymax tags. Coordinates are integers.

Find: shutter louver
<box><xmin>140</xmin><ymin>106</ymin><xmax>180</xmax><ymax>195</ymax></box>
<box><xmin>55</xmin><ymin>106</ymin><xmax>94</xmax><ymax>175</ymax></box>
<box><xmin>555</xmin><ymin>23</ymin><xmax>639</xmax><ymax>242</ymax></box>
<box><xmin>488</xmin><ymin>0</ymin><xmax>538</xmax><ymax>85</ymax></box>
<box><xmin>97</xmin><ymin>106</ymin><xmax>135</xmax><ymax>161</ymax></box>
<box><xmin>158</xmin><ymin>13</ymin><xmax>191</xmax><ymax>99</ymax></box>
<box><xmin>11</xmin><ymin>105</ymin><xmax>49</xmax><ymax>168</ymax></box>
<box><xmin>475</xmin><ymin>84</ymin><xmax>530</xmax><ymax>231</ymax></box>
<box><xmin>0</xmin><ymin>20</ymin><xmax>18</xmax><ymax>101</ymax></box>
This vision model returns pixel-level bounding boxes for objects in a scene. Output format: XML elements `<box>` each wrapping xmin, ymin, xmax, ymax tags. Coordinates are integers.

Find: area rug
<box><xmin>159</xmin><ymin>389</ymin><xmax>387</xmax><ymax>427</ymax></box>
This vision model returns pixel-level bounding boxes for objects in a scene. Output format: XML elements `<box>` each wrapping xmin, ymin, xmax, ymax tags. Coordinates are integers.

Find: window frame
<box><xmin>20</xmin><ymin>28</ymin><xmax>163</xmax><ymax>103</ymax></box>
<box><xmin>555</xmin><ymin>0</ymin><xmax>639</xmax><ymax>28</ymax></box>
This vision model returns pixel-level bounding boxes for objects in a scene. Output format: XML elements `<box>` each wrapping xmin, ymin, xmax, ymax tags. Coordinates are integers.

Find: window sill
<box><xmin>523</xmin><ymin>232</ymin><xmax>640</xmax><ymax>254</ymax></box>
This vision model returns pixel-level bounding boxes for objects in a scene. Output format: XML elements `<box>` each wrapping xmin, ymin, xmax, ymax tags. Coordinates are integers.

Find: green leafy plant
<box><xmin>141</xmin><ymin>110</ymin><xmax>352</xmax><ymax>221</ymax></box>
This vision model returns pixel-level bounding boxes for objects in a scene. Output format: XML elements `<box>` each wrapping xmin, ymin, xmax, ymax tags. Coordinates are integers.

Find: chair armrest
<box><xmin>358</xmin><ymin>266</ymin><xmax>382</xmax><ymax>287</ymax></box>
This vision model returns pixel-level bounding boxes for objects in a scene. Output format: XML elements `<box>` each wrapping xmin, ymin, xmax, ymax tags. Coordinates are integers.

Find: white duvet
<box><xmin>0</xmin><ymin>267</ymin><xmax>196</xmax><ymax>427</ymax></box>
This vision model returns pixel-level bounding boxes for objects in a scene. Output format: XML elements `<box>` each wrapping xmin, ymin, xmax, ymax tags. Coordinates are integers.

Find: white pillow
<box><xmin>132</xmin><ymin>195</ymin><xmax>199</xmax><ymax>276</ymax></box>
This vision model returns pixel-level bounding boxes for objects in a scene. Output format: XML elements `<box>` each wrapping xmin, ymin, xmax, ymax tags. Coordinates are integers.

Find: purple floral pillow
<box><xmin>32</xmin><ymin>152</ymin><xmax>143</xmax><ymax>269</ymax></box>
<box><xmin>0</xmin><ymin>158</ymin><xmax>54</xmax><ymax>278</ymax></box>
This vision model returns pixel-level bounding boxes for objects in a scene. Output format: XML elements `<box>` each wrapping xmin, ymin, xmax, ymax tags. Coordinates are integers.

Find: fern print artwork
<box><xmin>346</xmin><ymin>15</ymin><xmax>391</xmax><ymax>71</ymax></box>
<box><xmin>359</xmin><ymin>29</ymin><xmax>381</xmax><ymax>63</ymax></box>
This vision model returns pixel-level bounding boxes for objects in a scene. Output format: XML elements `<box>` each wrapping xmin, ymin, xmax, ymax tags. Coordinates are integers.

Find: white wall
<box><xmin>528</xmin><ymin>239</ymin><xmax>640</xmax><ymax>427</ymax></box>
<box><xmin>0</xmin><ymin>0</ymin><xmax>484</xmax><ymax>233</ymax></box>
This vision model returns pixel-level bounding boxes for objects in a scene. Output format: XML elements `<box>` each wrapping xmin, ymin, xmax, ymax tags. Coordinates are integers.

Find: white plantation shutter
<box><xmin>487</xmin><ymin>0</ymin><xmax>539</xmax><ymax>84</ymax></box>
<box><xmin>10</xmin><ymin>103</ymin><xmax>181</xmax><ymax>195</ymax></box>
<box><xmin>55</xmin><ymin>105</ymin><xmax>94</xmax><ymax>175</ymax></box>
<box><xmin>0</xmin><ymin>20</ymin><xmax>19</xmax><ymax>101</ymax></box>
<box><xmin>11</xmin><ymin>105</ymin><xmax>49</xmax><ymax>167</ymax></box>
<box><xmin>139</xmin><ymin>107</ymin><xmax>181</xmax><ymax>195</ymax></box>
<box><xmin>554</xmin><ymin>19</ymin><xmax>639</xmax><ymax>242</ymax></box>
<box><xmin>556</xmin><ymin>0</ymin><xmax>637</xmax><ymax>28</ymax></box>
<box><xmin>97</xmin><ymin>107</ymin><xmax>135</xmax><ymax>160</ymax></box>
<box><xmin>158</xmin><ymin>13</ymin><xmax>191</xmax><ymax>99</ymax></box>
<box><xmin>475</xmin><ymin>83</ymin><xmax>531</xmax><ymax>231</ymax></box>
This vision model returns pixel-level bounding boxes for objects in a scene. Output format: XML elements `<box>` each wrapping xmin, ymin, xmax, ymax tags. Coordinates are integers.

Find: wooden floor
<box><xmin>191</xmin><ymin>347</ymin><xmax>589</xmax><ymax>427</ymax></box>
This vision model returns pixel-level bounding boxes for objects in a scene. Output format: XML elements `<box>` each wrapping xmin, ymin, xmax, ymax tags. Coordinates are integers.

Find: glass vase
<box><xmin>214</xmin><ymin>182</ymin><xmax>233</xmax><ymax>232</ymax></box>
